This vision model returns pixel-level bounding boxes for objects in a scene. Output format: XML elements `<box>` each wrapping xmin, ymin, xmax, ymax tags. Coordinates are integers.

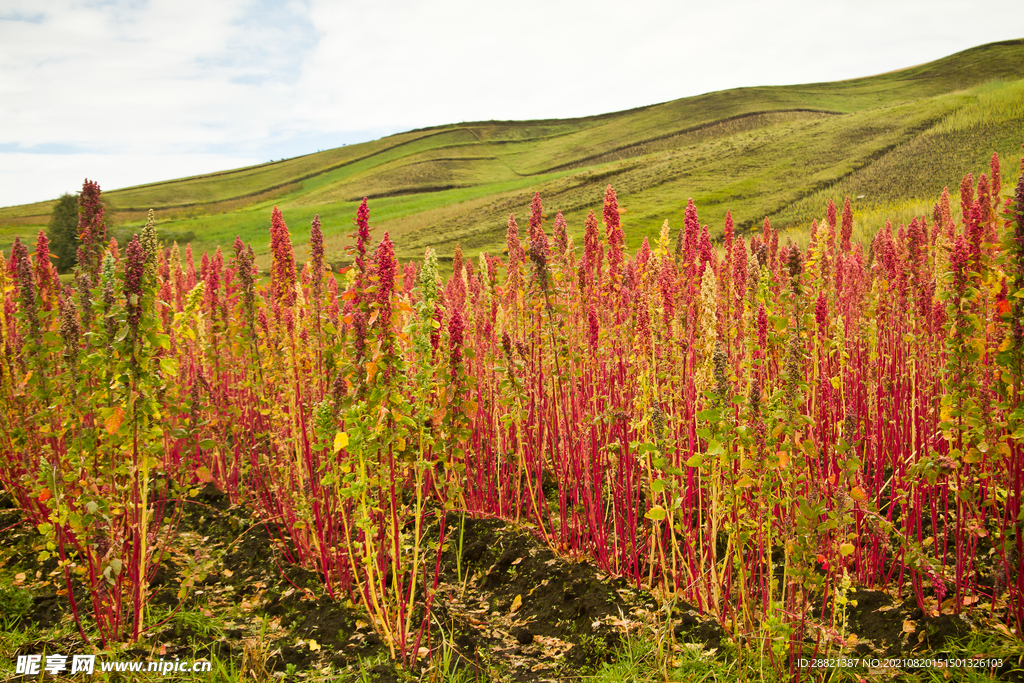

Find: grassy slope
<box><xmin>2</xmin><ymin>39</ymin><xmax>1023</xmax><ymax>268</ymax></box>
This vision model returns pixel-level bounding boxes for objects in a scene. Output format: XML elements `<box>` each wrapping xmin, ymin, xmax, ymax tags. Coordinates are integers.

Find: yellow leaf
<box><xmin>195</xmin><ymin>466</ymin><xmax>213</xmax><ymax>484</ymax></box>
<box><xmin>838</xmin><ymin>542</ymin><xmax>855</xmax><ymax>557</ymax></box>
<box><xmin>333</xmin><ymin>432</ymin><xmax>349</xmax><ymax>452</ymax></box>
<box><xmin>366</xmin><ymin>362</ymin><xmax>377</xmax><ymax>382</ymax></box>
<box><xmin>902</xmin><ymin>619</ymin><xmax>916</xmax><ymax>634</ymax></box>
<box><xmin>850</xmin><ymin>486</ymin><xmax>868</xmax><ymax>502</ymax></box>
<box><xmin>308</xmin><ymin>639</ymin><xmax>321</xmax><ymax>652</ymax></box>
<box><xmin>736</xmin><ymin>475</ymin><xmax>754</xmax><ymax>489</ymax></box>
<box><xmin>510</xmin><ymin>594</ymin><xmax>522</xmax><ymax>614</ymax></box>
<box><xmin>463</xmin><ymin>399</ymin><xmax>478</xmax><ymax>420</ymax></box>
<box><xmin>775</xmin><ymin>451</ymin><xmax>790</xmax><ymax>469</ymax></box>
<box><xmin>396</xmin><ymin>436</ymin><xmax>406</xmax><ymax>451</ymax></box>
<box><xmin>105</xmin><ymin>407</ymin><xmax>125</xmax><ymax>435</ymax></box>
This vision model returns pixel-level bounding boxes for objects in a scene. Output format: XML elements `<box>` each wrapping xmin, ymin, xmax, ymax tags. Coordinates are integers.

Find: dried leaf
<box><xmin>510</xmin><ymin>594</ymin><xmax>522</xmax><ymax>614</ymax></box>
<box><xmin>105</xmin><ymin>406</ymin><xmax>125</xmax><ymax>435</ymax></box>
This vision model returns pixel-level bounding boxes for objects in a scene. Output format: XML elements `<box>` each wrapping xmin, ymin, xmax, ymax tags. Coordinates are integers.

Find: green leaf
<box><xmin>685</xmin><ymin>454</ymin><xmax>703</xmax><ymax>468</ymax></box>
<box><xmin>645</xmin><ymin>506</ymin><xmax>667</xmax><ymax>521</ymax></box>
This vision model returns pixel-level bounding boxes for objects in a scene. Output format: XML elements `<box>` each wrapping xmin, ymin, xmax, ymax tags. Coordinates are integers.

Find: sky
<box><xmin>1</xmin><ymin>0</ymin><xmax>1022</xmax><ymax>208</ymax></box>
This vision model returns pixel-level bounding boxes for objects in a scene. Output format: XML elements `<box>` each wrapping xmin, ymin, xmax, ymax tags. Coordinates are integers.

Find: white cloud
<box><xmin>0</xmin><ymin>0</ymin><xmax>308</xmax><ymax>155</ymax></box>
<box><xmin>0</xmin><ymin>152</ymin><xmax>263</xmax><ymax>209</ymax></box>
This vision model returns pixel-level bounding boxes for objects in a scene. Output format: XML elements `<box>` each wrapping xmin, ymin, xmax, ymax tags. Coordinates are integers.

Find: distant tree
<box><xmin>46</xmin><ymin>193</ymin><xmax>79</xmax><ymax>273</ymax></box>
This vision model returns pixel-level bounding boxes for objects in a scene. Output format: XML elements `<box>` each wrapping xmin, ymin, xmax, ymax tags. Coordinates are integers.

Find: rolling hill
<box><xmin>2</xmin><ymin>39</ymin><xmax>1023</xmax><ymax>270</ymax></box>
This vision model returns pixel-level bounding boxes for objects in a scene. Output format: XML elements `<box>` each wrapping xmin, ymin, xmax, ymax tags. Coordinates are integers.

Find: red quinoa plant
<box><xmin>3</xmin><ymin>151</ymin><xmax>1024</xmax><ymax>673</ymax></box>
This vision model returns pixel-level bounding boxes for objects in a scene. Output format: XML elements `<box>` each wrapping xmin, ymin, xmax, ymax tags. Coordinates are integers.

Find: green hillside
<box><xmin>3</xmin><ymin>39</ymin><xmax>1023</xmax><ymax>269</ymax></box>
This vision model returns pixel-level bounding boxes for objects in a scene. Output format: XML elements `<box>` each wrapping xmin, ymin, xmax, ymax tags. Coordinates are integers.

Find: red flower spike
<box><xmin>959</xmin><ymin>174</ymin><xmax>974</xmax><ymax>227</ymax></box>
<box><xmin>939</xmin><ymin>187</ymin><xmax>951</xmax><ymax>225</ymax></box>
<box><xmin>684</xmin><ymin>199</ymin><xmax>699</xmax><ymax>264</ymax></box>
<box><xmin>402</xmin><ymin>262</ymin><xmax>417</xmax><ymax>294</ymax></box>
<box><xmin>552</xmin><ymin>211</ymin><xmax>568</xmax><ymax>255</ymax></box>
<box><xmin>990</xmin><ymin>152</ymin><xmax>1001</xmax><ymax>200</ymax></box>
<box><xmin>733</xmin><ymin>236</ymin><xmax>748</xmax><ymax>302</ymax></box>
<box><xmin>354</xmin><ymin>198</ymin><xmax>372</xmax><ymax>293</ymax></box>
<box><xmin>449</xmin><ymin>244</ymin><xmax>466</xmax><ymax>309</ymax></box>
<box><xmin>124</xmin><ymin>235</ymin><xmax>145</xmax><ymax>334</ymax></box>
<box><xmin>448</xmin><ymin>307</ymin><xmax>465</xmax><ymax>377</ymax></box>
<box><xmin>505</xmin><ymin>213</ymin><xmax>524</xmax><ymax>305</ymax></box>
<box><xmin>698</xmin><ymin>225</ymin><xmax>714</xmax><ymax>277</ymax></box>
<box><xmin>270</xmin><ymin>206</ymin><xmax>297</xmax><ymax>307</ymax></box>
<box><xmin>977</xmin><ymin>173</ymin><xmax>996</xmax><ymax>244</ymax></box>
<box><xmin>76</xmin><ymin>178</ymin><xmax>107</xmax><ymax>277</ymax></box>
<box><xmin>815</xmin><ymin>292</ymin><xmax>828</xmax><ymax>339</ymax></box>
<box><xmin>375</xmin><ymin>232</ymin><xmax>396</xmax><ymax>335</ymax></box>
<box><xmin>659</xmin><ymin>257</ymin><xmax>676</xmax><ymax>328</ymax></box>
<box><xmin>204</xmin><ymin>246</ymin><xmax>222</xmax><ymax>318</ymax></box>
<box><xmin>185</xmin><ymin>244</ymin><xmax>197</xmax><ymax>291</ymax></box>
<box><xmin>588</xmin><ymin>306</ymin><xmax>599</xmax><ymax>350</ymax></box>
<box><xmin>583</xmin><ymin>210</ymin><xmax>601</xmax><ymax>283</ymax></box>
<box><xmin>528</xmin><ymin>192</ymin><xmax>543</xmax><ymax>243</ymax></box>
<box><xmin>637</xmin><ymin>237</ymin><xmax>651</xmax><ymax>273</ymax></box>
<box><xmin>951</xmin><ymin>233</ymin><xmax>970</xmax><ymax>294</ymax></box>
<box><xmin>757</xmin><ymin>303</ymin><xmax>768</xmax><ymax>350</ymax></box>
<box><xmin>603</xmin><ymin>186</ymin><xmax>624</xmax><ymax>280</ymax></box>
<box><xmin>310</xmin><ymin>215</ymin><xmax>324</xmax><ymax>288</ymax></box>
<box><xmin>33</xmin><ymin>231</ymin><xmax>53</xmax><ymax>296</ymax></box>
